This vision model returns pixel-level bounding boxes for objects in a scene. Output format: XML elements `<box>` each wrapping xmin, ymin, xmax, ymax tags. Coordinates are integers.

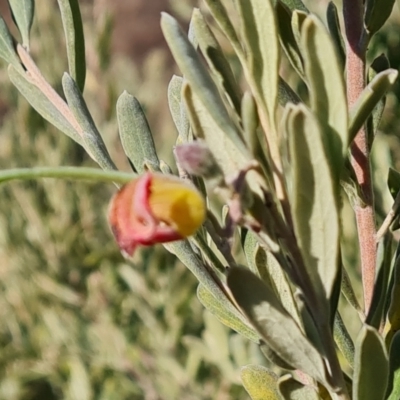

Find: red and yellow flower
<box><xmin>109</xmin><ymin>172</ymin><xmax>206</xmax><ymax>255</ymax></box>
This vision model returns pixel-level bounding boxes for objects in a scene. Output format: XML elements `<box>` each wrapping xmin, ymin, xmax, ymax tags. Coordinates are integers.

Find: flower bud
<box><xmin>109</xmin><ymin>172</ymin><xmax>206</xmax><ymax>255</ymax></box>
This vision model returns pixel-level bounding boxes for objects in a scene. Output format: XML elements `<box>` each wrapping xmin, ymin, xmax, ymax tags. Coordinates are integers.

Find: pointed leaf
<box><xmin>349</xmin><ymin>69</ymin><xmax>398</xmax><ymax>144</ymax></box>
<box><xmin>116</xmin><ymin>91</ymin><xmax>160</xmax><ymax>172</ymax></box>
<box><xmin>227</xmin><ymin>267</ymin><xmax>329</xmax><ymax>387</ymax></box>
<box><xmin>168</xmin><ymin>75</ymin><xmax>190</xmax><ymax>141</ymax></box>
<box><xmin>300</xmin><ymin>15</ymin><xmax>348</xmax><ymax>170</ymax></box>
<box><xmin>279</xmin><ymin>0</ymin><xmax>308</xmax><ymax>12</ymax></box>
<box><xmin>57</xmin><ymin>0</ymin><xmax>86</xmax><ymax>91</ymax></box>
<box><xmin>243</xmin><ymin>230</ymin><xmax>301</xmax><ymax>325</ymax></box>
<box><xmin>334</xmin><ymin>312</ymin><xmax>355</xmax><ymax>369</ymax></box>
<box><xmin>326</xmin><ymin>2</ymin><xmax>345</xmax><ymax>71</ymax></box>
<box><xmin>237</xmin><ymin>0</ymin><xmax>279</xmax><ymax>131</ymax></box>
<box><xmin>278</xmin><ymin>375</ymin><xmax>319</xmax><ymax>399</ymax></box>
<box><xmin>388</xmin><ymin>168</ymin><xmax>400</xmax><ymax>199</ymax></box>
<box><xmin>287</xmin><ymin>104</ymin><xmax>340</xmax><ymax>303</ymax></box>
<box><xmin>161</xmin><ymin>13</ymin><xmax>247</xmax><ymax>156</ymax></box>
<box><xmin>197</xmin><ymin>284</ymin><xmax>259</xmax><ymax>343</ymax></box>
<box><xmin>384</xmin><ymin>256</ymin><xmax>400</xmax><ymax>346</ymax></box>
<box><xmin>8</xmin><ymin>65</ymin><xmax>83</xmax><ymax>145</ymax></box>
<box><xmin>191</xmin><ymin>9</ymin><xmax>241</xmax><ymax>114</ymax></box>
<box><xmin>62</xmin><ymin>73</ymin><xmax>116</xmax><ymax>170</ymax></box>
<box><xmin>8</xmin><ymin>0</ymin><xmax>34</xmax><ymax>50</ymax></box>
<box><xmin>241</xmin><ymin>365</ymin><xmax>281</xmax><ymax>400</ymax></box>
<box><xmin>386</xmin><ymin>331</ymin><xmax>400</xmax><ymax>400</ymax></box>
<box><xmin>202</xmin><ymin>0</ymin><xmax>243</xmax><ymax>58</ymax></box>
<box><xmin>277</xmin><ymin>2</ymin><xmax>304</xmax><ymax>79</ymax></box>
<box><xmin>353</xmin><ymin>325</ymin><xmax>389</xmax><ymax>400</ymax></box>
<box><xmin>365</xmin><ymin>0</ymin><xmax>395</xmax><ymax>37</ymax></box>
<box><xmin>0</xmin><ymin>16</ymin><xmax>23</xmax><ymax>70</ymax></box>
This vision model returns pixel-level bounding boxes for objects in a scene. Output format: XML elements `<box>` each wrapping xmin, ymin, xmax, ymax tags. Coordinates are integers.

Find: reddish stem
<box><xmin>343</xmin><ymin>0</ymin><xmax>376</xmax><ymax>313</ymax></box>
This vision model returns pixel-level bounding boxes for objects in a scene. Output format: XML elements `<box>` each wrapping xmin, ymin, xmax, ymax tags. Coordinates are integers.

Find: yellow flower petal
<box><xmin>149</xmin><ymin>174</ymin><xmax>206</xmax><ymax>236</ymax></box>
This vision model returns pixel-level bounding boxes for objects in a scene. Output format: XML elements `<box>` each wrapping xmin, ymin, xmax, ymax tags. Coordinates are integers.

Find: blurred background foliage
<box><xmin>0</xmin><ymin>0</ymin><xmax>400</xmax><ymax>399</ymax></box>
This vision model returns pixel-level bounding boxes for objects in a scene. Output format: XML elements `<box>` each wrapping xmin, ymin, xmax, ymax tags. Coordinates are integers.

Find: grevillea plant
<box><xmin>1</xmin><ymin>0</ymin><xmax>400</xmax><ymax>399</ymax></box>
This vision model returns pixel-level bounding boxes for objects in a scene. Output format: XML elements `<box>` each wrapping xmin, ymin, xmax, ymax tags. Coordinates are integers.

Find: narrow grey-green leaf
<box><xmin>326</xmin><ymin>2</ymin><xmax>345</xmax><ymax>71</ymax></box>
<box><xmin>243</xmin><ymin>230</ymin><xmax>301</xmax><ymax>325</ymax></box>
<box><xmin>386</xmin><ymin>330</ymin><xmax>400</xmax><ymax>400</ymax></box>
<box><xmin>241</xmin><ymin>365</ymin><xmax>281</xmax><ymax>400</ymax></box>
<box><xmin>334</xmin><ymin>312</ymin><xmax>355</xmax><ymax>369</ymax></box>
<box><xmin>366</xmin><ymin>236</ymin><xmax>392</xmax><ymax>329</ymax></box>
<box><xmin>62</xmin><ymin>73</ymin><xmax>115</xmax><ymax>170</ymax></box>
<box><xmin>0</xmin><ymin>16</ymin><xmax>23</xmax><ymax>70</ymax></box>
<box><xmin>365</xmin><ymin>0</ymin><xmax>395</xmax><ymax>37</ymax></box>
<box><xmin>349</xmin><ymin>69</ymin><xmax>398</xmax><ymax>144</ymax></box>
<box><xmin>278</xmin><ymin>375</ymin><xmax>319</xmax><ymax>400</ymax></box>
<box><xmin>8</xmin><ymin>0</ymin><xmax>34</xmax><ymax>50</ymax></box>
<box><xmin>300</xmin><ymin>15</ymin><xmax>348</xmax><ymax>169</ymax></box>
<box><xmin>341</xmin><ymin>266</ymin><xmax>363</xmax><ymax>317</ymax></box>
<box><xmin>237</xmin><ymin>0</ymin><xmax>279</xmax><ymax>131</ymax></box>
<box><xmin>164</xmin><ymin>240</ymin><xmax>227</xmax><ymax>307</ymax></box>
<box><xmin>279</xmin><ymin>0</ymin><xmax>308</xmax><ymax>12</ymax></box>
<box><xmin>161</xmin><ymin>13</ymin><xmax>247</xmax><ymax>155</ymax></box>
<box><xmin>278</xmin><ymin>76</ymin><xmax>301</xmax><ymax>106</ymax></box>
<box><xmin>227</xmin><ymin>267</ymin><xmax>329</xmax><ymax>387</ymax></box>
<box><xmin>202</xmin><ymin>0</ymin><xmax>243</xmax><ymax>58</ymax></box>
<box><xmin>259</xmin><ymin>341</ymin><xmax>294</xmax><ymax>370</ymax></box>
<box><xmin>353</xmin><ymin>325</ymin><xmax>389</xmax><ymax>400</ymax></box>
<box><xmin>57</xmin><ymin>0</ymin><xmax>86</xmax><ymax>91</ymax></box>
<box><xmin>277</xmin><ymin>2</ymin><xmax>304</xmax><ymax>79</ymax></box>
<box><xmin>287</xmin><ymin>104</ymin><xmax>339</xmax><ymax>303</ymax></box>
<box><xmin>388</xmin><ymin>167</ymin><xmax>400</xmax><ymax>199</ymax></box>
<box><xmin>192</xmin><ymin>8</ymin><xmax>241</xmax><ymax>114</ymax></box>
<box><xmin>197</xmin><ymin>284</ymin><xmax>259</xmax><ymax>343</ymax></box>
<box><xmin>168</xmin><ymin>75</ymin><xmax>184</xmax><ymax>137</ymax></box>
<box><xmin>8</xmin><ymin>65</ymin><xmax>83</xmax><ymax>145</ymax></box>
<box><xmin>116</xmin><ymin>91</ymin><xmax>160</xmax><ymax>173</ymax></box>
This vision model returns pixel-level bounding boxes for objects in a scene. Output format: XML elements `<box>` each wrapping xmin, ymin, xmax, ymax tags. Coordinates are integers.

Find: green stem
<box><xmin>0</xmin><ymin>166</ymin><xmax>135</xmax><ymax>185</ymax></box>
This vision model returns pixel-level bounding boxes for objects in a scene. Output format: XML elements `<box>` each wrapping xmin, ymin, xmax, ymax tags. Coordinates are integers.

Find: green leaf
<box><xmin>197</xmin><ymin>284</ymin><xmax>259</xmax><ymax>343</ymax></box>
<box><xmin>57</xmin><ymin>0</ymin><xmax>86</xmax><ymax>91</ymax></box>
<box><xmin>0</xmin><ymin>16</ymin><xmax>23</xmax><ymax>70</ymax></box>
<box><xmin>388</xmin><ymin>168</ymin><xmax>400</xmax><ymax>199</ymax></box>
<box><xmin>279</xmin><ymin>0</ymin><xmax>308</xmax><ymax>13</ymax></box>
<box><xmin>278</xmin><ymin>375</ymin><xmax>320</xmax><ymax>399</ymax></box>
<box><xmin>326</xmin><ymin>2</ymin><xmax>345</xmax><ymax>71</ymax></box>
<box><xmin>334</xmin><ymin>312</ymin><xmax>355</xmax><ymax>370</ymax></box>
<box><xmin>353</xmin><ymin>325</ymin><xmax>389</xmax><ymax>400</ymax></box>
<box><xmin>365</xmin><ymin>0</ymin><xmax>396</xmax><ymax>38</ymax></box>
<box><xmin>191</xmin><ymin>9</ymin><xmax>242</xmax><ymax>114</ymax></box>
<box><xmin>349</xmin><ymin>69</ymin><xmax>398</xmax><ymax>144</ymax></box>
<box><xmin>161</xmin><ymin>13</ymin><xmax>247</xmax><ymax>156</ymax></box>
<box><xmin>386</xmin><ymin>331</ymin><xmax>400</xmax><ymax>400</ymax></box>
<box><xmin>287</xmin><ymin>104</ymin><xmax>340</xmax><ymax>304</ymax></box>
<box><xmin>300</xmin><ymin>15</ymin><xmax>348</xmax><ymax>171</ymax></box>
<box><xmin>242</xmin><ymin>230</ymin><xmax>301</xmax><ymax>326</ymax></box>
<box><xmin>341</xmin><ymin>266</ymin><xmax>363</xmax><ymax>317</ymax></box>
<box><xmin>276</xmin><ymin>2</ymin><xmax>304</xmax><ymax>79</ymax></box>
<box><xmin>62</xmin><ymin>73</ymin><xmax>116</xmax><ymax>171</ymax></box>
<box><xmin>227</xmin><ymin>267</ymin><xmax>329</xmax><ymax>387</ymax></box>
<box><xmin>164</xmin><ymin>241</ymin><xmax>228</xmax><ymax>310</ymax></box>
<box><xmin>7</xmin><ymin>0</ymin><xmax>34</xmax><ymax>50</ymax></box>
<box><xmin>240</xmin><ymin>365</ymin><xmax>281</xmax><ymax>400</ymax></box>
<box><xmin>237</xmin><ymin>0</ymin><xmax>279</xmax><ymax>131</ymax></box>
<box><xmin>366</xmin><ymin>236</ymin><xmax>392</xmax><ymax>329</ymax></box>
<box><xmin>385</xmin><ymin>256</ymin><xmax>400</xmax><ymax>346</ymax></box>
<box><xmin>167</xmin><ymin>75</ymin><xmax>190</xmax><ymax>141</ymax></box>
<box><xmin>202</xmin><ymin>0</ymin><xmax>244</xmax><ymax>59</ymax></box>
<box><xmin>116</xmin><ymin>91</ymin><xmax>160</xmax><ymax>173</ymax></box>
<box><xmin>259</xmin><ymin>341</ymin><xmax>294</xmax><ymax>370</ymax></box>
<box><xmin>8</xmin><ymin>65</ymin><xmax>83</xmax><ymax>145</ymax></box>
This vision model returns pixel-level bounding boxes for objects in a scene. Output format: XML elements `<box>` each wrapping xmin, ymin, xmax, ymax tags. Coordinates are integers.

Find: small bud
<box><xmin>174</xmin><ymin>141</ymin><xmax>223</xmax><ymax>179</ymax></box>
<box><xmin>108</xmin><ymin>172</ymin><xmax>206</xmax><ymax>256</ymax></box>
